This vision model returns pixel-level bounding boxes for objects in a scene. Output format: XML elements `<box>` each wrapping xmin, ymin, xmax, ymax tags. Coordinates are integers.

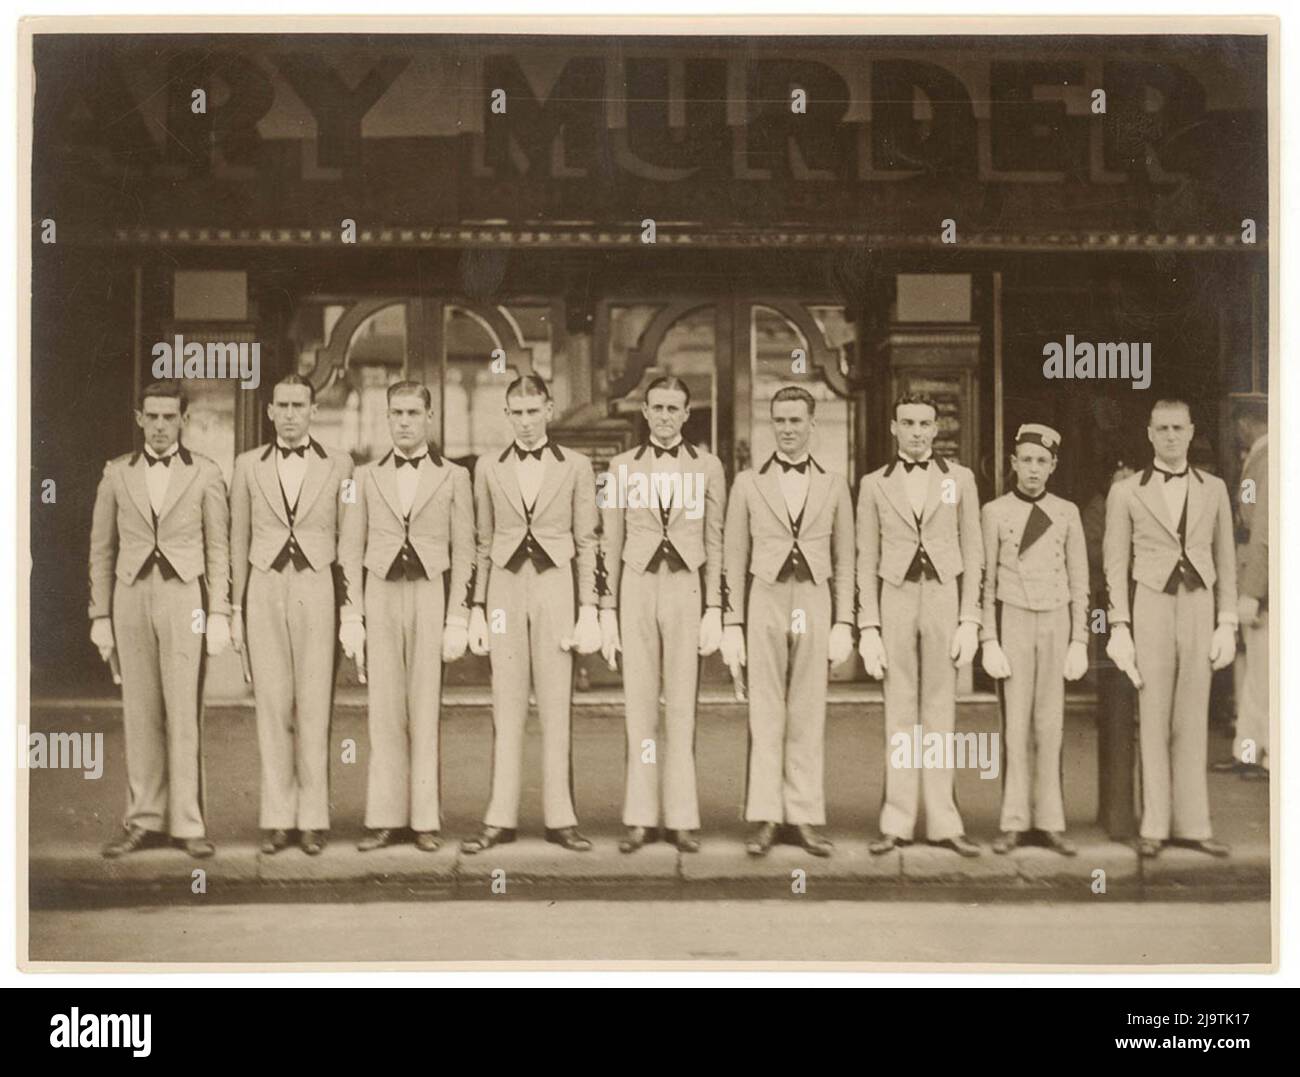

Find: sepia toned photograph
<box><xmin>18</xmin><ymin>14</ymin><xmax>1277</xmax><ymax>971</ymax></box>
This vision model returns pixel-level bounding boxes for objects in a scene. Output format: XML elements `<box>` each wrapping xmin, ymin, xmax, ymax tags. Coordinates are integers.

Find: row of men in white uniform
<box><xmin>88</xmin><ymin>374</ymin><xmax>1264</xmax><ymax>863</ymax></box>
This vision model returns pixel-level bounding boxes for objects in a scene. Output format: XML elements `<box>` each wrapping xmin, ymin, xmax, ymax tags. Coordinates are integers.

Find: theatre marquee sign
<box><xmin>35</xmin><ymin>36</ymin><xmax>1266</xmax><ymax>238</ymax></box>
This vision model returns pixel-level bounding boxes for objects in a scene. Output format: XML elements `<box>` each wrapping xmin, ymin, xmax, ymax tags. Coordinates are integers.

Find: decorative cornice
<box><xmin>77</xmin><ymin>225</ymin><xmax>1266</xmax><ymax>253</ymax></box>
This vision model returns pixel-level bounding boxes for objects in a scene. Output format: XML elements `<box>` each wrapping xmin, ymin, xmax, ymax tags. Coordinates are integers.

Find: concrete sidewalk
<box><xmin>26</xmin><ymin>701</ymin><xmax>1270</xmax><ymax>905</ymax></box>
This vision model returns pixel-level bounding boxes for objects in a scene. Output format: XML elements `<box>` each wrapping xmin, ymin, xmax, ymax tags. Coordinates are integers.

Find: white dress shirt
<box><xmin>775</xmin><ymin>451</ymin><xmax>810</xmax><ymax>521</ymax></box>
<box><xmin>1154</xmin><ymin>460</ymin><xmax>1189</xmax><ymax>530</ymax></box>
<box><xmin>394</xmin><ymin>449</ymin><xmax>426</xmax><ymax>516</ymax></box>
<box><xmin>515</xmin><ymin>440</ymin><xmax>547</xmax><ymax>510</ymax></box>
<box><xmin>900</xmin><ymin>452</ymin><xmax>933</xmax><ymax>519</ymax></box>
<box><xmin>648</xmin><ymin>436</ymin><xmax>683</xmax><ymax>511</ymax></box>
<box><xmin>276</xmin><ymin>438</ymin><xmax>309</xmax><ymax>510</ymax></box>
<box><xmin>144</xmin><ymin>442</ymin><xmax>180</xmax><ymax>516</ymax></box>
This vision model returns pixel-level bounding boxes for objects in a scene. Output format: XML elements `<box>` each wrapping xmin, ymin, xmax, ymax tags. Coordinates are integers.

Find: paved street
<box><xmin>28</xmin><ymin>900</ymin><xmax>1270</xmax><ymax>965</ymax></box>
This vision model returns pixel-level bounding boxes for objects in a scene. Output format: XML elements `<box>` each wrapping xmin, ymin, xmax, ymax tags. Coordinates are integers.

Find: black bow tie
<box><xmin>898</xmin><ymin>457</ymin><xmax>930</xmax><ymax>473</ymax></box>
<box><xmin>776</xmin><ymin>457</ymin><xmax>809</xmax><ymax>474</ymax></box>
<box><xmin>145</xmin><ymin>453</ymin><xmax>171</xmax><ymax>468</ymax></box>
<box><xmin>514</xmin><ymin>443</ymin><xmax>545</xmax><ymax>462</ymax></box>
<box><xmin>650</xmin><ymin>442</ymin><xmax>680</xmax><ymax>459</ymax></box>
<box><xmin>395</xmin><ymin>453</ymin><xmax>425</xmax><ymax>469</ymax></box>
<box><xmin>1157</xmin><ymin>467</ymin><xmax>1188</xmax><ymax>482</ymax></box>
<box><xmin>278</xmin><ymin>444</ymin><xmax>307</xmax><ymax>459</ymax></box>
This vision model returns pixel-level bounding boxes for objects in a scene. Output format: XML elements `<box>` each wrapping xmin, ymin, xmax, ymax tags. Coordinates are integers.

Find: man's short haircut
<box><xmin>1232</xmin><ymin>398</ymin><xmax>1268</xmax><ymax>426</ymax></box>
<box><xmin>645</xmin><ymin>375</ymin><xmax>691</xmax><ymax>408</ymax></box>
<box><xmin>274</xmin><ymin>373</ymin><xmax>316</xmax><ymax>403</ymax></box>
<box><xmin>386</xmin><ymin>380</ymin><xmax>432</xmax><ymax>409</ymax></box>
<box><xmin>770</xmin><ymin>385</ymin><xmax>816</xmax><ymax>417</ymax></box>
<box><xmin>893</xmin><ymin>392</ymin><xmax>938</xmax><ymax>420</ymax></box>
<box><xmin>1149</xmin><ymin>398</ymin><xmax>1193</xmax><ymax>424</ymax></box>
<box><xmin>505</xmin><ymin>373</ymin><xmax>552</xmax><ymax>402</ymax></box>
<box><xmin>138</xmin><ymin>380</ymin><xmax>188</xmax><ymax>414</ymax></box>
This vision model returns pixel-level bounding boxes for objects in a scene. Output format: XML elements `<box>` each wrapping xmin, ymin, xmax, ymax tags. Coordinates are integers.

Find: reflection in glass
<box><xmin>311</xmin><ymin>303</ymin><xmax>407</xmax><ymax>464</ymax></box>
<box><xmin>750</xmin><ymin>305</ymin><xmax>849</xmax><ymax>478</ymax></box>
<box><xmin>444</xmin><ymin>306</ymin><xmax>517</xmax><ymax>463</ymax></box>
<box><xmin>609</xmin><ymin>305</ymin><xmax>716</xmax><ymax>452</ymax></box>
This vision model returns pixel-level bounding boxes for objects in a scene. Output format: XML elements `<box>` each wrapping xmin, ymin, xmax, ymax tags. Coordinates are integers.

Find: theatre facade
<box><xmin>30</xmin><ymin>33</ymin><xmax>1269</xmax><ymax>693</ymax></box>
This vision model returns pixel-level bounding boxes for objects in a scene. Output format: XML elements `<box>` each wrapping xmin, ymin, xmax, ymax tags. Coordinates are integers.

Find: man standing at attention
<box><xmin>461</xmin><ymin>375</ymin><xmax>602</xmax><ymax>854</ymax></box>
<box><xmin>229</xmin><ymin>374</ymin><xmax>354</xmax><ymax>856</ymax></box>
<box><xmin>857</xmin><ymin>393</ymin><xmax>983</xmax><ymax>857</ymax></box>
<box><xmin>1104</xmin><ymin>399</ymin><xmax>1238</xmax><ymax>858</ymax></box>
<box><xmin>337</xmin><ymin>381</ymin><xmax>474</xmax><ymax>852</ymax></box>
<box><xmin>598</xmin><ymin>375</ymin><xmax>726</xmax><ymax>854</ymax></box>
<box><xmin>979</xmin><ymin>424</ymin><xmax>1089</xmax><ymax>856</ymax></box>
<box><xmin>89</xmin><ymin>380</ymin><xmax>231</xmax><ymax>858</ymax></box>
<box><xmin>720</xmin><ymin>386</ymin><xmax>855</xmax><ymax>858</ymax></box>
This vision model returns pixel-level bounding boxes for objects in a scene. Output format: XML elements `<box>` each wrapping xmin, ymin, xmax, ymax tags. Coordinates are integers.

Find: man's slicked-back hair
<box><xmin>645</xmin><ymin>375</ymin><xmax>691</xmax><ymax>408</ymax></box>
<box><xmin>893</xmin><ymin>392</ymin><xmax>938</xmax><ymax>419</ymax></box>
<box><xmin>1150</xmin><ymin>398</ymin><xmax>1193</xmax><ymax>424</ymax></box>
<box><xmin>386</xmin><ymin>380</ymin><xmax>432</xmax><ymax>409</ymax></box>
<box><xmin>275</xmin><ymin>372</ymin><xmax>317</xmax><ymax>403</ymax></box>
<box><xmin>770</xmin><ymin>385</ymin><xmax>816</xmax><ymax>417</ymax></box>
<box><xmin>505</xmin><ymin>373</ymin><xmax>552</xmax><ymax>402</ymax></box>
<box><xmin>138</xmin><ymin>380</ymin><xmax>188</xmax><ymax>414</ymax></box>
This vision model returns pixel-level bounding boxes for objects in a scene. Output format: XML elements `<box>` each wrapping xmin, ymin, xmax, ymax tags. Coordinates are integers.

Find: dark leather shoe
<box><xmin>1136</xmin><ymin>838</ymin><xmax>1163</xmax><ymax>858</ymax></box>
<box><xmin>934</xmin><ymin>835</ymin><xmax>981</xmax><ymax>857</ymax></box>
<box><xmin>460</xmin><ymin>826</ymin><xmax>516</xmax><ymax>855</ymax></box>
<box><xmin>260</xmin><ymin>829</ymin><xmax>291</xmax><ymax>854</ymax></box>
<box><xmin>1184</xmin><ymin>838</ymin><xmax>1231</xmax><ymax>858</ymax></box>
<box><xmin>1041</xmin><ymin>831</ymin><xmax>1077</xmax><ymax>857</ymax></box>
<box><xmin>868</xmin><ymin>834</ymin><xmax>907</xmax><ymax>855</ymax></box>
<box><xmin>414</xmin><ymin>831</ymin><xmax>442</xmax><ymax>853</ymax></box>
<box><xmin>618</xmin><ymin>826</ymin><xmax>649</xmax><ymax>854</ymax></box>
<box><xmin>668</xmin><ymin>829</ymin><xmax>701</xmax><ymax>853</ymax></box>
<box><xmin>182</xmin><ymin>837</ymin><xmax>215</xmax><ymax>859</ymax></box>
<box><xmin>546</xmin><ymin>826</ymin><xmax>592</xmax><ymax>852</ymax></box>
<box><xmin>992</xmin><ymin>830</ymin><xmax>1020</xmax><ymax>854</ymax></box>
<box><xmin>745</xmin><ymin>821</ymin><xmax>778</xmax><ymax>857</ymax></box>
<box><xmin>102</xmin><ymin>825</ymin><xmax>158</xmax><ymax>859</ymax></box>
<box><xmin>300</xmin><ymin>830</ymin><xmax>325</xmax><ymax>856</ymax></box>
<box><xmin>794</xmin><ymin>824</ymin><xmax>833</xmax><ymax>858</ymax></box>
<box><xmin>357</xmin><ymin>828</ymin><xmax>397</xmax><ymax>852</ymax></box>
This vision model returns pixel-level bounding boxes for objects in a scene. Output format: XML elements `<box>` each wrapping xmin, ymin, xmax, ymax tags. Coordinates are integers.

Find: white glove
<box><xmin>981</xmin><ymin>640</ymin><xmax>1012</xmax><ymax>680</ymax></box>
<box><xmin>1237</xmin><ymin>595</ymin><xmax>1261</xmax><ymax>627</ymax></box>
<box><xmin>564</xmin><ymin>605</ymin><xmax>602</xmax><ymax>655</ymax></box>
<box><xmin>720</xmin><ymin>625</ymin><xmax>746</xmax><ymax>678</ymax></box>
<box><xmin>1208</xmin><ymin>623</ymin><xmax>1238</xmax><ymax>671</ymax></box>
<box><xmin>859</xmin><ymin>628</ymin><xmax>887</xmax><ymax>680</ymax></box>
<box><xmin>1063</xmin><ymin>640</ymin><xmax>1089</xmax><ymax>682</ymax></box>
<box><xmin>827</xmin><ymin>623</ymin><xmax>853</xmax><ymax>666</ymax></box>
<box><xmin>90</xmin><ymin>617</ymin><xmax>115</xmax><ymax>662</ymax></box>
<box><xmin>600</xmin><ymin>609</ymin><xmax>621</xmax><ymax>670</ymax></box>
<box><xmin>206</xmin><ymin>613</ymin><xmax>231</xmax><ymax>657</ymax></box>
<box><xmin>949</xmin><ymin>621</ymin><xmax>979</xmax><ymax>667</ymax></box>
<box><xmin>229</xmin><ymin>612</ymin><xmax>245</xmax><ymax>653</ymax></box>
<box><xmin>442</xmin><ymin>621</ymin><xmax>468</xmax><ymax>663</ymax></box>
<box><xmin>698</xmin><ymin>607</ymin><xmax>723</xmax><ymax>657</ymax></box>
<box><xmin>468</xmin><ymin>606</ymin><xmax>490</xmax><ymax>656</ymax></box>
<box><xmin>1105</xmin><ymin>624</ymin><xmax>1143</xmax><ymax>689</ymax></box>
<box><xmin>339</xmin><ymin>619</ymin><xmax>366</xmax><ymax>664</ymax></box>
